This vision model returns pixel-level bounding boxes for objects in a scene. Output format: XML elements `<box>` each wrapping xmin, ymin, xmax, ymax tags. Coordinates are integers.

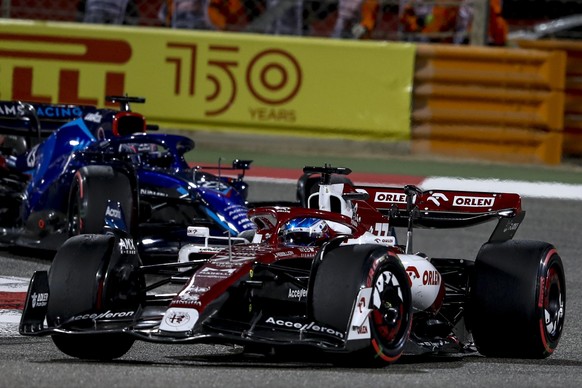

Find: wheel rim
<box><xmin>371</xmin><ymin>270</ymin><xmax>407</xmax><ymax>346</ymax></box>
<box><xmin>542</xmin><ymin>264</ymin><xmax>565</xmax><ymax>342</ymax></box>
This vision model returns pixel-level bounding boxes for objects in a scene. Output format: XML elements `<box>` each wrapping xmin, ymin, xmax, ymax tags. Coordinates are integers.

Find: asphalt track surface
<box><xmin>1</xmin><ymin>179</ymin><xmax>582</xmax><ymax>388</ymax></box>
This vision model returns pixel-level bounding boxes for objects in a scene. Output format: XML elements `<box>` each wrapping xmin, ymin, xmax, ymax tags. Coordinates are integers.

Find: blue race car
<box><xmin>0</xmin><ymin>96</ymin><xmax>254</xmax><ymax>262</ymax></box>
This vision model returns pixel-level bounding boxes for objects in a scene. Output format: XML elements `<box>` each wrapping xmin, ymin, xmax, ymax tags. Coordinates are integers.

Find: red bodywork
<box><xmin>168</xmin><ymin>183</ymin><xmax>522</xmax><ymax>318</ymax></box>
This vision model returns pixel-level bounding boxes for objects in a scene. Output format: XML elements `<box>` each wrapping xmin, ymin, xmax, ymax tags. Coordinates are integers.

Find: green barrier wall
<box><xmin>0</xmin><ymin>20</ymin><xmax>414</xmax><ymax>140</ymax></box>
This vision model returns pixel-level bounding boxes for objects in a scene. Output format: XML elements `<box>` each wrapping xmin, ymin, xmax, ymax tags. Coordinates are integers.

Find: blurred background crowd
<box><xmin>2</xmin><ymin>0</ymin><xmax>582</xmax><ymax>47</ymax></box>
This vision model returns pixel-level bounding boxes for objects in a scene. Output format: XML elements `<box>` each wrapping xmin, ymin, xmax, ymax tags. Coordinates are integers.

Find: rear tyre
<box><xmin>69</xmin><ymin>166</ymin><xmax>134</xmax><ymax>235</ymax></box>
<box><xmin>310</xmin><ymin>245</ymin><xmax>412</xmax><ymax>365</ymax></box>
<box><xmin>47</xmin><ymin>234</ymin><xmax>143</xmax><ymax>360</ymax></box>
<box><xmin>469</xmin><ymin>240</ymin><xmax>566</xmax><ymax>358</ymax></box>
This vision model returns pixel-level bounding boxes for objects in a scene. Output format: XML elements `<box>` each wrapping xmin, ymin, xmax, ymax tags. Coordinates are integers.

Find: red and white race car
<box><xmin>19</xmin><ymin>166</ymin><xmax>565</xmax><ymax>366</ymax></box>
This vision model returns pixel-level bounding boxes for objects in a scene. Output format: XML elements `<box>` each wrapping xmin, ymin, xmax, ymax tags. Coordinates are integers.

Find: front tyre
<box><xmin>310</xmin><ymin>245</ymin><xmax>412</xmax><ymax>365</ymax></box>
<box><xmin>47</xmin><ymin>234</ymin><xmax>142</xmax><ymax>360</ymax></box>
<box><xmin>469</xmin><ymin>240</ymin><xmax>566</xmax><ymax>358</ymax></box>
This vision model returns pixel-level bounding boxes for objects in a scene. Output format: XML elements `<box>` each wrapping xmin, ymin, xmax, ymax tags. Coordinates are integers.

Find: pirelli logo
<box><xmin>0</xmin><ymin>33</ymin><xmax>130</xmax><ymax>106</ymax></box>
<box><xmin>0</xmin><ymin>32</ymin><xmax>303</xmax><ymax>119</ymax></box>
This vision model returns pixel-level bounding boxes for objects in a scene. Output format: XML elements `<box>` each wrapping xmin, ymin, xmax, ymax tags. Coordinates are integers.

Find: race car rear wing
<box><xmin>358</xmin><ymin>184</ymin><xmax>523</xmax><ymax>229</ymax></box>
<box><xmin>356</xmin><ymin>184</ymin><xmax>525</xmax><ymax>252</ymax></box>
<box><xmin>0</xmin><ymin>100</ymin><xmax>97</xmax><ymax>138</ymax></box>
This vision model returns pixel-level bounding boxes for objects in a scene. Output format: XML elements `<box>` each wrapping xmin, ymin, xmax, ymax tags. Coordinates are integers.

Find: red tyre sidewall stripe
<box><xmin>538</xmin><ymin>248</ymin><xmax>558</xmax><ymax>354</ymax></box>
<box><xmin>372</xmin><ymin>338</ymin><xmax>402</xmax><ymax>363</ymax></box>
<box><xmin>74</xmin><ymin>171</ymin><xmax>84</xmax><ymax>199</ymax></box>
<box><xmin>367</xmin><ymin>252</ymin><xmax>412</xmax><ymax>363</ymax></box>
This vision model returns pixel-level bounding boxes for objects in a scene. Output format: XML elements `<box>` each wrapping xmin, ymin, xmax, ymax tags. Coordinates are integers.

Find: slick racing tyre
<box><xmin>469</xmin><ymin>240</ymin><xmax>566</xmax><ymax>358</ymax></box>
<box><xmin>310</xmin><ymin>245</ymin><xmax>412</xmax><ymax>366</ymax></box>
<box><xmin>47</xmin><ymin>234</ymin><xmax>144</xmax><ymax>360</ymax></box>
<box><xmin>69</xmin><ymin>165</ymin><xmax>135</xmax><ymax>235</ymax></box>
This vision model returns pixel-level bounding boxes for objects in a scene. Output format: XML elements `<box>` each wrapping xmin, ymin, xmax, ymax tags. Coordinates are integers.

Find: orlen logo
<box><xmin>423</xmin><ymin>270</ymin><xmax>441</xmax><ymax>286</ymax></box>
<box><xmin>374</xmin><ymin>192</ymin><xmax>407</xmax><ymax>204</ymax></box>
<box><xmin>453</xmin><ymin>196</ymin><xmax>495</xmax><ymax>207</ymax></box>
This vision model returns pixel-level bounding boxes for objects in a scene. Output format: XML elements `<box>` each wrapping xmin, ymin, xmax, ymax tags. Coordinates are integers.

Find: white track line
<box><xmin>421</xmin><ymin>177</ymin><xmax>582</xmax><ymax>200</ymax></box>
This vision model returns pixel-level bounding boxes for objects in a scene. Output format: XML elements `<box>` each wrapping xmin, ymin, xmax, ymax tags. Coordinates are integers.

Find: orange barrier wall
<box><xmin>412</xmin><ymin>43</ymin><xmax>567</xmax><ymax>165</ymax></box>
<box><xmin>516</xmin><ymin>39</ymin><xmax>582</xmax><ymax>157</ymax></box>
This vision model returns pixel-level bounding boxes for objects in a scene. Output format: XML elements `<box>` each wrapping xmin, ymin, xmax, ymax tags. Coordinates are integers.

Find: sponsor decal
<box><xmin>453</xmin><ymin>196</ymin><xmax>495</xmax><ymax>207</ymax></box>
<box><xmin>72</xmin><ymin>310</ymin><xmax>134</xmax><ymax>321</ymax></box>
<box><xmin>418</xmin><ymin>339</ymin><xmax>447</xmax><ymax>350</ymax></box>
<box><xmin>26</xmin><ymin>145</ymin><xmax>39</xmax><ymax>169</ymax></box>
<box><xmin>225</xmin><ymin>205</ymin><xmax>249</xmax><ymax>221</ymax></box>
<box><xmin>265</xmin><ymin>317</ymin><xmax>344</xmax><ymax>339</ymax></box>
<box><xmin>374</xmin><ymin>192</ymin><xmax>407</xmax><ymax>204</ymax></box>
<box><xmin>406</xmin><ymin>266</ymin><xmax>420</xmax><ymax>280</ymax></box>
<box><xmin>287</xmin><ymin>288</ymin><xmax>308</xmax><ymax>301</ymax></box>
<box><xmin>210</xmin><ymin>254</ymin><xmax>254</xmax><ymax>264</ymax></box>
<box><xmin>164</xmin><ymin>310</ymin><xmax>190</xmax><ymax>327</ymax></box>
<box><xmin>178</xmin><ymin>286</ymin><xmax>209</xmax><ymax>303</ymax></box>
<box><xmin>189</xmin><ymin>286</ymin><xmax>210</xmax><ymax>293</ymax></box>
<box><xmin>197</xmin><ymin>267</ymin><xmax>236</xmax><ymax>278</ymax></box>
<box><xmin>139</xmin><ymin>188</ymin><xmax>168</xmax><ymax>197</ymax></box>
<box><xmin>84</xmin><ymin>112</ymin><xmax>102</xmax><ymax>123</ymax></box>
<box><xmin>119</xmin><ymin>238</ymin><xmax>136</xmax><ymax>255</ymax></box>
<box><xmin>35</xmin><ymin>106</ymin><xmax>84</xmax><ymax>119</ymax></box>
<box><xmin>373</xmin><ymin>237</ymin><xmax>396</xmax><ymax>245</ymax></box>
<box><xmin>371</xmin><ymin>222</ymin><xmax>391</xmax><ymax>237</ymax></box>
<box><xmin>422</xmin><ymin>270</ymin><xmax>441</xmax><ymax>286</ymax></box>
<box><xmin>297</xmin><ymin>247</ymin><xmax>317</xmax><ymax>253</ymax></box>
<box><xmin>352</xmin><ymin>203</ymin><xmax>362</xmax><ymax>224</ymax></box>
<box><xmin>347</xmin><ymin>288</ymin><xmax>372</xmax><ymax>340</ymax></box>
<box><xmin>275</xmin><ymin>251</ymin><xmax>294</xmax><ymax>258</ymax></box>
<box><xmin>105</xmin><ymin>207</ymin><xmax>122</xmax><ymax>219</ymax></box>
<box><xmin>186</xmin><ymin>226</ymin><xmax>210</xmax><ymax>237</ymax></box>
<box><xmin>357</xmin><ymin>296</ymin><xmax>367</xmax><ymax>313</ymax></box>
<box><xmin>179</xmin><ymin>293</ymin><xmax>200</xmax><ymax>303</ymax></box>
<box><xmin>172</xmin><ymin>299</ymin><xmax>201</xmax><ymax>306</ymax></box>
<box><xmin>31</xmin><ymin>292</ymin><xmax>48</xmax><ymax>308</ymax></box>
<box><xmin>199</xmin><ymin>180</ymin><xmax>229</xmax><ymax>191</ymax></box>
<box><xmin>427</xmin><ymin>193</ymin><xmax>449</xmax><ymax>206</ymax></box>
<box><xmin>0</xmin><ymin>103</ymin><xmax>22</xmax><ymax>116</ymax></box>
<box><xmin>503</xmin><ymin>221</ymin><xmax>520</xmax><ymax>233</ymax></box>
<box><xmin>160</xmin><ymin>308</ymin><xmax>199</xmax><ymax>332</ymax></box>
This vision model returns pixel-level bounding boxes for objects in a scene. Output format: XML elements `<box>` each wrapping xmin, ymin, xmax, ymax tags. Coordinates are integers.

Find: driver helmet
<box><xmin>278</xmin><ymin>218</ymin><xmax>330</xmax><ymax>247</ymax></box>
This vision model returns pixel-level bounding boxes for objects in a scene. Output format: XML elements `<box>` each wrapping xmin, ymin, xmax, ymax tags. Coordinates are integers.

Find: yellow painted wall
<box><xmin>0</xmin><ymin>20</ymin><xmax>414</xmax><ymax>140</ymax></box>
